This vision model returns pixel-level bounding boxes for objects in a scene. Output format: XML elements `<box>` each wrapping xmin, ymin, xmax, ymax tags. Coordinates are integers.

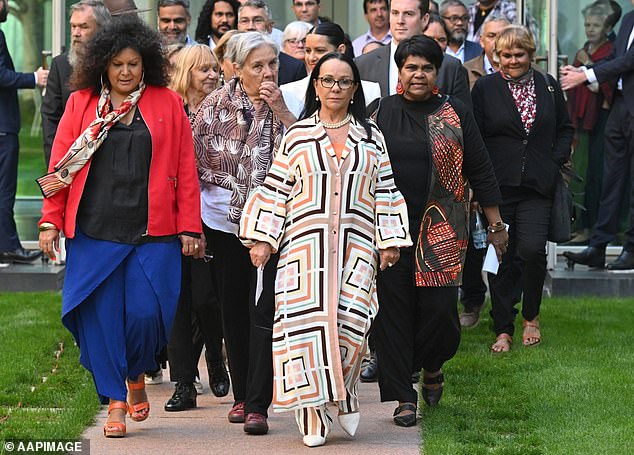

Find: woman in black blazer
<box><xmin>471</xmin><ymin>25</ymin><xmax>574</xmax><ymax>353</ymax></box>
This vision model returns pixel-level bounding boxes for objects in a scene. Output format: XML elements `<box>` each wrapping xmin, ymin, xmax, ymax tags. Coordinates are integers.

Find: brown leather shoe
<box><xmin>243</xmin><ymin>412</ymin><xmax>268</xmax><ymax>435</ymax></box>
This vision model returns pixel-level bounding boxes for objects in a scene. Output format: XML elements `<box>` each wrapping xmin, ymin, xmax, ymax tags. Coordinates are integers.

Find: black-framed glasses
<box><xmin>442</xmin><ymin>14</ymin><xmax>470</xmax><ymax>23</ymax></box>
<box><xmin>317</xmin><ymin>77</ymin><xmax>356</xmax><ymax>90</ymax></box>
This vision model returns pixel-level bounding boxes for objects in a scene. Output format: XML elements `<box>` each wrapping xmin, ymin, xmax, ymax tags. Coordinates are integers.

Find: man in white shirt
<box><xmin>355</xmin><ymin>0</ymin><xmax>470</xmax><ymax>107</ymax></box>
<box><xmin>352</xmin><ymin>0</ymin><xmax>392</xmax><ymax>57</ymax></box>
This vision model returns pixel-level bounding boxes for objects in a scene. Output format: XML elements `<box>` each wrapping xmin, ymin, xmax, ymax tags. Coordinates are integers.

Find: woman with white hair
<box><xmin>191</xmin><ymin>31</ymin><xmax>295</xmax><ymax>436</ymax></box>
<box><xmin>281</xmin><ymin>20</ymin><xmax>312</xmax><ymax>63</ymax></box>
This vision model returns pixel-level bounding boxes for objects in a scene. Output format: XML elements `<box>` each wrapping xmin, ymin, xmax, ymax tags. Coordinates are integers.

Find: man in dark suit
<box><xmin>0</xmin><ymin>0</ymin><xmax>48</xmax><ymax>262</ymax></box>
<box><xmin>440</xmin><ymin>0</ymin><xmax>482</xmax><ymax>63</ymax></box>
<box><xmin>356</xmin><ymin>0</ymin><xmax>471</xmax><ymax>108</ymax></box>
<box><xmin>41</xmin><ymin>0</ymin><xmax>110</xmax><ymax>166</ymax></box>
<box><xmin>561</xmin><ymin>2</ymin><xmax>634</xmax><ymax>270</ymax></box>
<box><xmin>237</xmin><ymin>0</ymin><xmax>306</xmax><ymax>84</ymax></box>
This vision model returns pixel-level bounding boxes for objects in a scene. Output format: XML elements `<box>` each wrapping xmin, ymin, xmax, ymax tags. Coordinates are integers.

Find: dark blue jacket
<box><xmin>0</xmin><ymin>29</ymin><xmax>36</xmax><ymax>134</ymax></box>
<box><xmin>592</xmin><ymin>10</ymin><xmax>634</xmax><ymax>117</ymax></box>
<box><xmin>463</xmin><ymin>40</ymin><xmax>483</xmax><ymax>63</ymax></box>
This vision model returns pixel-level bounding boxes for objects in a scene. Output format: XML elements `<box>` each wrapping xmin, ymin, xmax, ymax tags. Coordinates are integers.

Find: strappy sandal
<box><xmin>393</xmin><ymin>402</ymin><xmax>417</xmax><ymax>427</ymax></box>
<box><xmin>104</xmin><ymin>401</ymin><xmax>127</xmax><ymax>438</ymax></box>
<box><xmin>522</xmin><ymin>319</ymin><xmax>542</xmax><ymax>347</ymax></box>
<box><xmin>127</xmin><ymin>379</ymin><xmax>150</xmax><ymax>422</ymax></box>
<box><xmin>422</xmin><ymin>370</ymin><xmax>444</xmax><ymax>406</ymax></box>
<box><xmin>491</xmin><ymin>333</ymin><xmax>512</xmax><ymax>353</ymax></box>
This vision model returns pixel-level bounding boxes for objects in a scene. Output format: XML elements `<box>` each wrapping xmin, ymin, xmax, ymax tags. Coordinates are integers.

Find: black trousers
<box><xmin>0</xmin><ymin>133</ymin><xmax>20</xmax><ymax>252</ymax></box>
<box><xmin>167</xmin><ymin>255</ymin><xmax>224</xmax><ymax>383</ymax></box>
<box><xmin>460</xmin><ymin>215</ymin><xmax>487</xmax><ymax>312</ymax></box>
<box><xmin>205</xmin><ymin>226</ymin><xmax>276</xmax><ymax>417</ymax></box>
<box><xmin>488</xmin><ymin>188</ymin><xmax>551</xmax><ymax>337</ymax></box>
<box><xmin>589</xmin><ymin>93</ymin><xmax>634</xmax><ymax>252</ymax></box>
<box><xmin>375</xmin><ymin>247</ymin><xmax>460</xmax><ymax>404</ymax></box>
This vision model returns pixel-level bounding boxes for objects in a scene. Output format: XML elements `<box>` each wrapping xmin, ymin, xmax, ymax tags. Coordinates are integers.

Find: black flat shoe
<box><xmin>360</xmin><ymin>352</ymin><xmax>378</xmax><ymax>382</ymax></box>
<box><xmin>422</xmin><ymin>371</ymin><xmax>444</xmax><ymax>407</ymax></box>
<box><xmin>0</xmin><ymin>248</ymin><xmax>42</xmax><ymax>264</ymax></box>
<box><xmin>563</xmin><ymin>246</ymin><xmax>605</xmax><ymax>269</ymax></box>
<box><xmin>606</xmin><ymin>250</ymin><xmax>634</xmax><ymax>271</ymax></box>
<box><xmin>411</xmin><ymin>370</ymin><xmax>421</xmax><ymax>383</ymax></box>
<box><xmin>164</xmin><ymin>382</ymin><xmax>197</xmax><ymax>412</ymax></box>
<box><xmin>208</xmin><ymin>362</ymin><xmax>230</xmax><ymax>398</ymax></box>
<box><xmin>393</xmin><ymin>403</ymin><xmax>417</xmax><ymax>427</ymax></box>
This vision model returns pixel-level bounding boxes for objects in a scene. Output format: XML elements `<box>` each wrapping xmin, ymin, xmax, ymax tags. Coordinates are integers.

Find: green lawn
<box><xmin>0</xmin><ymin>293</ymin><xmax>632</xmax><ymax>452</ymax></box>
<box><xmin>421</xmin><ymin>297</ymin><xmax>634</xmax><ymax>454</ymax></box>
<box><xmin>0</xmin><ymin>293</ymin><xmax>100</xmax><ymax>442</ymax></box>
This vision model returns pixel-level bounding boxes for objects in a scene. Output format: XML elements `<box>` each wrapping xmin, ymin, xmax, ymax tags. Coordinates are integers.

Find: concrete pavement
<box><xmin>82</xmin><ymin>359</ymin><xmax>422</xmax><ymax>454</ymax></box>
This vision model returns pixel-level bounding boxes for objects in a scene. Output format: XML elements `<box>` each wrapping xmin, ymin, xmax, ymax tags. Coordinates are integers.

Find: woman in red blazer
<box><xmin>37</xmin><ymin>16</ymin><xmax>202</xmax><ymax>438</ymax></box>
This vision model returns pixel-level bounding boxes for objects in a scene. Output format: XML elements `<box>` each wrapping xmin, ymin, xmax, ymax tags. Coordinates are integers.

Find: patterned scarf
<box><xmin>193</xmin><ymin>77</ymin><xmax>283</xmax><ymax>224</ymax></box>
<box><xmin>37</xmin><ymin>82</ymin><xmax>146</xmax><ymax>198</ymax></box>
<box><xmin>500</xmin><ymin>68</ymin><xmax>536</xmax><ymax>134</ymax></box>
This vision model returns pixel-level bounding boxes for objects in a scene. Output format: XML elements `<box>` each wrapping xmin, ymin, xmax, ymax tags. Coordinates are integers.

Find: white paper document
<box><xmin>482</xmin><ymin>244</ymin><xmax>501</xmax><ymax>275</ymax></box>
<box><xmin>255</xmin><ymin>266</ymin><xmax>264</xmax><ymax>305</ymax></box>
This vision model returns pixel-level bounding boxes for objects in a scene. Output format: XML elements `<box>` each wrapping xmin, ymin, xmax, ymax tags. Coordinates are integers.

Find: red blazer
<box><xmin>40</xmin><ymin>85</ymin><xmax>202</xmax><ymax>238</ymax></box>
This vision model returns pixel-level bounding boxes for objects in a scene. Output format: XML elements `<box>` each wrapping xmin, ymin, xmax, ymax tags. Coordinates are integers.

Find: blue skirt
<box><xmin>62</xmin><ymin>229</ymin><xmax>181</xmax><ymax>403</ymax></box>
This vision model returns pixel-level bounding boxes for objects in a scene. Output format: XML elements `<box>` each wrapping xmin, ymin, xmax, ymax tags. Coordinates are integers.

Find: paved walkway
<box><xmin>82</xmin><ymin>359</ymin><xmax>421</xmax><ymax>454</ymax></box>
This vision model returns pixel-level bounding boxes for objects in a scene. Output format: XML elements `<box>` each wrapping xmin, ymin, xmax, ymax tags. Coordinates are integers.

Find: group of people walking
<box><xmin>0</xmin><ymin>0</ymin><xmax>625</xmax><ymax>449</ymax></box>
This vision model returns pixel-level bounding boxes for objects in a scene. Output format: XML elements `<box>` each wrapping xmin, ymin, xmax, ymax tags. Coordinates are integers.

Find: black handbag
<box><xmin>539</xmin><ymin>72</ymin><xmax>580</xmax><ymax>243</ymax></box>
<box><xmin>548</xmin><ymin>167</ymin><xmax>574</xmax><ymax>243</ymax></box>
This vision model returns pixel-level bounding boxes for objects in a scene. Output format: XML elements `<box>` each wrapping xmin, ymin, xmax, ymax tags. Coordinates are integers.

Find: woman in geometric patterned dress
<box><xmin>240</xmin><ymin>52</ymin><xmax>411</xmax><ymax>447</ymax></box>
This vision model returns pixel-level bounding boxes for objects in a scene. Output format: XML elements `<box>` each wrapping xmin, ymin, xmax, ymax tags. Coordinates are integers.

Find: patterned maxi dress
<box><xmin>240</xmin><ymin>114</ymin><xmax>412</xmax><ymax>413</ymax></box>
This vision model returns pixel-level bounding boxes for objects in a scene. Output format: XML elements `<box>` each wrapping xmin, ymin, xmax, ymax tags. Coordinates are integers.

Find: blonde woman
<box><xmin>163</xmin><ymin>43</ymin><xmax>230</xmax><ymax>413</ymax></box>
<box><xmin>171</xmin><ymin>44</ymin><xmax>221</xmax><ymax>121</ymax></box>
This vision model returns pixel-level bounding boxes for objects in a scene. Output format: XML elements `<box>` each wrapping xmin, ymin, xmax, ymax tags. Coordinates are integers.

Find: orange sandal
<box><xmin>104</xmin><ymin>401</ymin><xmax>127</xmax><ymax>438</ymax></box>
<box><xmin>127</xmin><ymin>379</ymin><xmax>150</xmax><ymax>422</ymax></box>
<box><xmin>522</xmin><ymin>319</ymin><xmax>541</xmax><ymax>346</ymax></box>
<box><xmin>490</xmin><ymin>333</ymin><xmax>512</xmax><ymax>353</ymax></box>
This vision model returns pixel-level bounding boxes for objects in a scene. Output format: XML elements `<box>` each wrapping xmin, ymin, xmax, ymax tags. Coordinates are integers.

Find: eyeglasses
<box><xmin>442</xmin><ymin>14</ymin><xmax>470</xmax><ymax>24</ymax></box>
<box><xmin>285</xmin><ymin>38</ymin><xmax>306</xmax><ymax>47</ymax></box>
<box><xmin>238</xmin><ymin>17</ymin><xmax>266</xmax><ymax>26</ymax></box>
<box><xmin>317</xmin><ymin>77</ymin><xmax>356</xmax><ymax>90</ymax></box>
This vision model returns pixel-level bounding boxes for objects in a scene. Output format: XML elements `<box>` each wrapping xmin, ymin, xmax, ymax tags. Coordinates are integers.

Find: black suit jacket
<box><xmin>472</xmin><ymin>71</ymin><xmax>574</xmax><ymax>198</ymax></box>
<box><xmin>0</xmin><ymin>29</ymin><xmax>36</xmax><ymax>134</ymax></box>
<box><xmin>592</xmin><ymin>10</ymin><xmax>634</xmax><ymax>116</ymax></box>
<box><xmin>41</xmin><ymin>52</ymin><xmax>72</xmax><ymax>164</ymax></box>
<box><xmin>278</xmin><ymin>51</ymin><xmax>306</xmax><ymax>86</ymax></box>
<box><xmin>355</xmin><ymin>43</ymin><xmax>471</xmax><ymax>108</ymax></box>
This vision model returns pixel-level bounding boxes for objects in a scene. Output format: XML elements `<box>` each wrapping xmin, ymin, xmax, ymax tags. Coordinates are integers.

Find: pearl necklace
<box><xmin>321</xmin><ymin>113</ymin><xmax>351</xmax><ymax>129</ymax></box>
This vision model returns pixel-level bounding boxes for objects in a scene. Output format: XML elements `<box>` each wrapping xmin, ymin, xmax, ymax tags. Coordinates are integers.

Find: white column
<box><xmin>52</xmin><ymin>0</ymin><xmax>65</xmax><ymax>56</ymax></box>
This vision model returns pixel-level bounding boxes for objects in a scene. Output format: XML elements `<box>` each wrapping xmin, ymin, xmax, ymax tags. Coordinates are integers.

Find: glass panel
<box><xmin>555</xmin><ymin>0</ymin><xmax>631</xmax><ymax>247</ymax></box>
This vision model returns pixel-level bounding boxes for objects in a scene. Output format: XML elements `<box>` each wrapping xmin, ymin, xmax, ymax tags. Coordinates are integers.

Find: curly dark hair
<box><xmin>194</xmin><ymin>0</ymin><xmax>240</xmax><ymax>44</ymax></box>
<box><xmin>70</xmin><ymin>15</ymin><xmax>168</xmax><ymax>94</ymax></box>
